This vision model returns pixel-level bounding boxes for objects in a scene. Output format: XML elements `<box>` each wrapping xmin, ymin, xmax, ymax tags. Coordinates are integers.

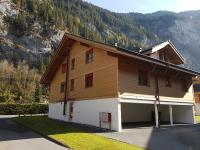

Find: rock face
<box><xmin>129</xmin><ymin>11</ymin><xmax>200</xmax><ymax>71</ymax></box>
<box><xmin>1</xmin><ymin>0</ymin><xmax>200</xmax><ymax>71</ymax></box>
<box><xmin>0</xmin><ymin>1</ymin><xmax>65</xmax><ymax>67</ymax></box>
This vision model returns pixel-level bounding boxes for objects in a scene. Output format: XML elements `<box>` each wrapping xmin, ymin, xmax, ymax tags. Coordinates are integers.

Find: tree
<box><xmin>33</xmin><ymin>82</ymin><xmax>41</xmax><ymax>103</ymax></box>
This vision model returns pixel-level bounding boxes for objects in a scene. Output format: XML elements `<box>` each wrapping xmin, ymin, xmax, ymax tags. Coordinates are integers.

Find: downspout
<box><xmin>155</xmin><ymin>75</ymin><xmax>160</xmax><ymax>128</ymax></box>
<box><xmin>63</xmin><ymin>49</ymin><xmax>70</xmax><ymax>115</ymax></box>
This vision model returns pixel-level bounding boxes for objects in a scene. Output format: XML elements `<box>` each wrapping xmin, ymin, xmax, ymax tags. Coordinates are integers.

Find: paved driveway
<box><xmin>0</xmin><ymin>116</ymin><xmax>67</xmax><ymax>150</ymax></box>
<box><xmin>98</xmin><ymin>125</ymin><xmax>200</xmax><ymax>150</ymax></box>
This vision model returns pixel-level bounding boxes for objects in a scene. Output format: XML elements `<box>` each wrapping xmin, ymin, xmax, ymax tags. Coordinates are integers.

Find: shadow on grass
<box><xmin>1</xmin><ymin>115</ymin><xmax>113</xmax><ymax>142</ymax></box>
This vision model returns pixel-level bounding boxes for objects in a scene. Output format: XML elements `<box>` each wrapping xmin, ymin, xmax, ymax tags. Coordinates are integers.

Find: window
<box><xmin>62</xmin><ymin>63</ymin><xmax>67</xmax><ymax>73</ymax></box>
<box><xmin>165</xmin><ymin>77</ymin><xmax>171</xmax><ymax>87</ymax></box>
<box><xmin>71</xmin><ymin>58</ymin><xmax>75</xmax><ymax>70</ymax></box>
<box><xmin>70</xmin><ymin>79</ymin><xmax>74</xmax><ymax>91</ymax></box>
<box><xmin>69</xmin><ymin>102</ymin><xmax>74</xmax><ymax>120</ymax></box>
<box><xmin>60</xmin><ymin>82</ymin><xmax>65</xmax><ymax>93</ymax></box>
<box><xmin>138</xmin><ymin>70</ymin><xmax>149</xmax><ymax>86</ymax></box>
<box><xmin>85</xmin><ymin>73</ymin><xmax>93</xmax><ymax>88</ymax></box>
<box><xmin>86</xmin><ymin>49</ymin><xmax>93</xmax><ymax>64</ymax></box>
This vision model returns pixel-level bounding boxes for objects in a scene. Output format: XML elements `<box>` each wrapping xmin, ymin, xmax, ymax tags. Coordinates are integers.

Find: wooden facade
<box><xmin>49</xmin><ymin>41</ymin><xmax>118</xmax><ymax>102</ymax></box>
<box><xmin>118</xmin><ymin>56</ymin><xmax>194</xmax><ymax>102</ymax></box>
<box><xmin>42</xmin><ymin>33</ymin><xmax>199</xmax><ymax>103</ymax></box>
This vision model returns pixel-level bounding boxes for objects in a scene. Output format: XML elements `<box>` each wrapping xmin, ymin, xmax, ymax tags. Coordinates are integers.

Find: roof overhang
<box><xmin>40</xmin><ymin>33</ymin><xmax>200</xmax><ymax>85</ymax></box>
<box><xmin>142</xmin><ymin>41</ymin><xmax>185</xmax><ymax>65</ymax></box>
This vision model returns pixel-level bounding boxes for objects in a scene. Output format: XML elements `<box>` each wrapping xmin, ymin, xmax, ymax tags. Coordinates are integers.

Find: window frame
<box><xmin>61</xmin><ymin>63</ymin><xmax>67</xmax><ymax>73</ymax></box>
<box><xmin>138</xmin><ymin>70</ymin><xmax>149</xmax><ymax>86</ymax></box>
<box><xmin>85</xmin><ymin>73</ymin><xmax>93</xmax><ymax>88</ymax></box>
<box><xmin>70</xmin><ymin>79</ymin><xmax>74</xmax><ymax>91</ymax></box>
<box><xmin>86</xmin><ymin>49</ymin><xmax>94</xmax><ymax>64</ymax></box>
<box><xmin>71</xmin><ymin>58</ymin><xmax>75</xmax><ymax>70</ymax></box>
<box><xmin>60</xmin><ymin>82</ymin><xmax>65</xmax><ymax>93</ymax></box>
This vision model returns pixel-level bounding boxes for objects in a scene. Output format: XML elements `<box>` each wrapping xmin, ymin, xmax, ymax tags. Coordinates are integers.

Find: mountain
<box><xmin>1</xmin><ymin>0</ymin><xmax>200</xmax><ymax>71</ymax></box>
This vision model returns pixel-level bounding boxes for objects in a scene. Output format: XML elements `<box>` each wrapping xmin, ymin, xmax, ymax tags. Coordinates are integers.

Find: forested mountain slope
<box><xmin>1</xmin><ymin>0</ymin><xmax>200</xmax><ymax>71</ymax></box>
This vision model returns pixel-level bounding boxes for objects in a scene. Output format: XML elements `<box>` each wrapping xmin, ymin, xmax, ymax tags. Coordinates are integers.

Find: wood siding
<box><xmin>118</xmin><ymin>56</ymin><xmax>194</xmax><ymax>102</ymax></box>
<box><xmin>194</xmin><ymin>92</ymin><xmax>200</xmax><ymax>103</ymax></box>
<box><xmin>49</xmin><ymin>42</ymin><xmax>118</xmax><ymax>102</ymax></box>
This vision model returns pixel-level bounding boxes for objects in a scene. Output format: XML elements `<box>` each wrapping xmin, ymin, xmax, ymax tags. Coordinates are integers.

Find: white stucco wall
<box><xmin>173</xmin><ymin>105</ymin><xmax>195</xmax><ymax>124</ymax></box>
<box><xmin>159</xmin><ymin>105</ymin><xmax>170</xmax><ymax>122</ymax></box>
<box><xmin>48</xmin><ymin>98</ymin><xmax>121</xmax><ymax>131</ymax></box>
<box><xmin>120</xmin><ymin>102</ymin><xmax>194</xmax><ymax>125</ymax></box>
<box><xmin>121</xmin><ymin>103</ymin><xmax>154</xmax><ymax>122</ymax></box>
<box><xmin>48</xmin><ymin>102</ymin><xmax>69</xmax><ymax>121</ymax></box>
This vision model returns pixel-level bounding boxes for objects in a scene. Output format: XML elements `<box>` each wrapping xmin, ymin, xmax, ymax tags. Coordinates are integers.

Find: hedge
<box><xmin>0</xmin><ymin>103</ymin><xmax>48</xmax><ymax>115</ymax></box>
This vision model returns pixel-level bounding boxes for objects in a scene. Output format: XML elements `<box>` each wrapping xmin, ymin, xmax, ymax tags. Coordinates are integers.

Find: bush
<box><xmin>0</xmin><ymin>103</ymin><xmax>48</xmax><ymax>115</ymax></box>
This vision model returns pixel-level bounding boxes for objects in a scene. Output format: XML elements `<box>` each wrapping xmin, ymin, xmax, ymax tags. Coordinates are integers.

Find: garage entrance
<box><xmin>121</xmin><ymin>102</ymin><xmax>194</xmax><ymax>129</ymax></box>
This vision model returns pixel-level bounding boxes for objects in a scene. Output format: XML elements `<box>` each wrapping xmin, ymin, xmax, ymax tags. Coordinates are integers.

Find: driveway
<box><xmin>98</xmin><ymin>125</ymin><xmax>200</xmax><ymax>150</ymax></box>
<box><xmin>0</xmin><ymin>116</ymin><xmax>67</xmax><ymax>150</ymax></box>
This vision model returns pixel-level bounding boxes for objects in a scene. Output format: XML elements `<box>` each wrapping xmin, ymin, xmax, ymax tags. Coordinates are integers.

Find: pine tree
<box><xmin>33</xmin><ymin>82</ymin><xmax>41</xmax><ymax>103</ymax></box>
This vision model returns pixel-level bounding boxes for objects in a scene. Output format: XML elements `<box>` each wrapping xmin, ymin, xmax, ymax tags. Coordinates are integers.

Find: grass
<box><xmin>195</xmin><ymin>116</ymin><xmax>200</xmax><ymax>123</ymax></box>
<box><xmin>13</xmin><ymin>116</ymin><xmax>145</xmax><ymax>150</ymax></box>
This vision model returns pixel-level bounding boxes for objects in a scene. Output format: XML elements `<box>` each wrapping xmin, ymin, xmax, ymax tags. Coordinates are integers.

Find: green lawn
<box><xmin>195</xmin><ymin>116</ymin><xmax>200</xmax><ymax>123</ymax></box>
<box><xmin>13</xmin><ymin>116</ymin><xmax>145</xmax><ymax>150</ymax></box>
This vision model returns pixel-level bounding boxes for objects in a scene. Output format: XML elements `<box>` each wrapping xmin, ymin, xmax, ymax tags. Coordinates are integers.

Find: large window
<box><xmin>62</xmin><ymin>63</ymin><xmax>67</xmax><ymax>73</ymax></box>
<box><xmin>86</xmin><ymin>49</ymin><xmax>93</xmax><ymax>64</ymax></box>
<box><xmin>70</xmin><ymin>79</ymin><xmax>74</xmax><ymax>91</ymax></box>
<box><xmin>138</xmin><ymin>70</ymin><xmax>149</xmax><ymax>86</ymax></box>
<box><xmin>60</xmin><ymin>82</ymin><xmax>65</xmax><ymax>93</ymax></box>
<box><xmin>85</xmin><ymin>73</ymin><xmax>93</xmax><ymax>88</ymax></box>
<box><xmin>71</xmin><ymin>58</ymin><xmax>75</xmax><ymax>70</ymax></box>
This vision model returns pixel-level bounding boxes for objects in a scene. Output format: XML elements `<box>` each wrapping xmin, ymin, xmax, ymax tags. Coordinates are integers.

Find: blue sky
<box><xmin>84</xmin><ymin>0</ymin><xmax>200</xmax><ymax>13</ymax></box>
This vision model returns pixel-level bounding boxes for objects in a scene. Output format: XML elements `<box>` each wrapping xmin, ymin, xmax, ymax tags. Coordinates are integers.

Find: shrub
<box><xmin>0</xmin><ymin>103</ymin><xmax>48</xmax><ymax>115</ymax></box>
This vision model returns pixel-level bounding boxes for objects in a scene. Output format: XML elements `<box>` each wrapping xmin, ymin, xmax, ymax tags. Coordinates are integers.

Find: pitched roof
<box><xmin>141</xmin><ymin>40</ymin><xmax>185</xmax><ymax>64</ymax></box>
<box><xmin>40</xmin><ymin>33</ymin><xmax>200</xmax><ymax>85</ymax></box>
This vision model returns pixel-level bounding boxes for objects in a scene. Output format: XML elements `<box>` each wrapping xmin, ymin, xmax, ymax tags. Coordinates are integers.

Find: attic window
<box><xmin>86</xmin><ymin>49</ymin><xmax>93</xmax><ymax>64</ymax></box>
<box><xmin>62</xmin><ymin>63</ymin><xmax>67</xmax><ymax>73</ymax></box>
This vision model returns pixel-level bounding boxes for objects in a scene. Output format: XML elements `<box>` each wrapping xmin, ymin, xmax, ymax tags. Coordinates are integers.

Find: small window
<box><xmin>138</xmin><ymin>70</ymin><xmax>149</xmax><ymax>86</ymax></box>
<box><xmin>85</xmin><ymin>73</ymin><xmax>93</xmax><ymax>88</ymax></box>
<box><xmin>165</xmin><ymin>77</ymin><xmax>171</xmax><ymax>87</ymax></box>
<box><xmin>60</xmin><ymin>82</ymin><xmax>65</xmax><ymax>93</ymax></box>
<box><xmin>86</xmin><ymin>49</ymin><xmax>93</xmax><ymax>64</ymax></box>
<box><xmin>71</xmin><ymin>58</ymin><xmax>75</xmax><ymax>70</ymax></box>
<box><xmin>69</xmin><ymin>102</ymin><xmax>74</xmax><ymax>120</ymax></box>
<box><xmin>70</xmin><ymin>79</ymin><xmax>74</xmax><ymax>91</ymax></box>
<box><xmin>62</xmin><ymin>63</ymin><xmax>67</xmax><ymax>73</ymax></box>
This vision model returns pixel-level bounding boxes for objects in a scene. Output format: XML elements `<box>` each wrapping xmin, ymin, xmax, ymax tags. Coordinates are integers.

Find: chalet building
<box><xmin>41</xmin><ymin>33</ymin><xmax>200</xmax><ymax>131</ymax></box>
<box><xmin>193</xmin><ymin>78</ymin><xmax>200</xmax><ymax>115</ymax></box>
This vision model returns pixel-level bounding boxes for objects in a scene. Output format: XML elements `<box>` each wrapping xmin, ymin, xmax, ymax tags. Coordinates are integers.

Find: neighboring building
<box><xmin>41</xmin><ymin>33</ymin><xmax>200</xmax><ymax>132</ymax></box>
<box><xmin>193</xmin><ymin>78</ymin><xmax>200</xmax><ymax>115</ymax></box>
